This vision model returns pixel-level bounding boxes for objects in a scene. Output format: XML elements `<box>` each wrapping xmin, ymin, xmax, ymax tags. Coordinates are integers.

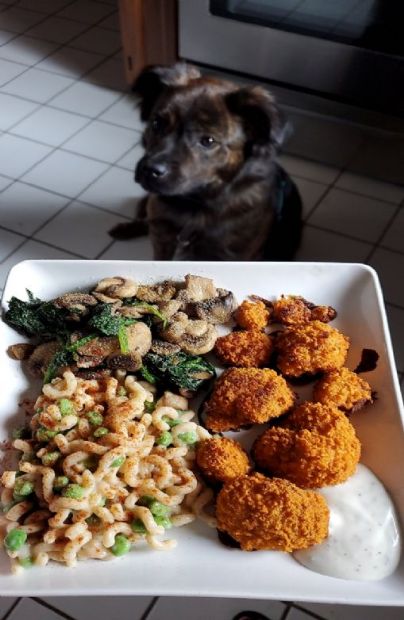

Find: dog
<box><xmin>110</xmin><ymin>63</ymin><xmax>302</xmax><ymax>261</ymax></box>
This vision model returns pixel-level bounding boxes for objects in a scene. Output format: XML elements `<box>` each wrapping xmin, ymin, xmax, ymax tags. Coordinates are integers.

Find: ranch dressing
<box><xmin>294</xmin><ymin>464</ymin><xmax>401</xmax><ymax>581</ymax></box>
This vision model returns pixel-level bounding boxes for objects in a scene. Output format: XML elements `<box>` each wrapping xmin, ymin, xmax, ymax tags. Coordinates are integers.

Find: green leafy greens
<box><xmin>140</xmin><ymin>351</ymin><xmax>215</xmax><ymax>392</ymax></box>
<box><xmin>4</xmin><ymin>290</ymin><xmax>71</xmax><ymax>339</ymax></box>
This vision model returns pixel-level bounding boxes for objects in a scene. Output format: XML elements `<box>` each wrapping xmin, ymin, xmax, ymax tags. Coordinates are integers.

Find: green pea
<box><xmin>148</xmin><ymin>500</ymin><xmax>170</xmax><ymax>518</ymax></box>
<box><xmin>94</xmin><ymin>427</ymin><xmax>109</xmax><ymax>438</ymax></box>
<box><xmin>111</xmin><ymin>456</ymin><xmax>125</xmax><ymax>468</ymax></box>
<box><xmin>41</xmin><ymin>451</ymin><xmax>60</xmax><ymax>467</ymax></box>
<box><xmin>53</xmin><ymin>476</ymin><xmax>69</xmax><ymax>491</ymax></box>
<box><xmin>86</xmin><ymin>411</ymin><xmax>103</xmax><ymax>426</ymax></box>
<box><xmin>110</xmin><ymin>533</ymin><xmax>131</xmax><ymax>557</ymax></box>
<box><xmin>19</xmin><ymin>557</ymin><xmax>33</xmax><ymax>568</ymax></box>
<box><xmin>98</xmin><ymin>496</ymin><xmax>106</xmax><ymax>507</ymax></box>
<box><xmin>117</xmin><ymin>386</ymin><xmax>127</xmax><ymax>397</ymax></box>
<box><xmin>156</xmin><ymin>431</ymin><xmax>172</xmax><ymax>447</ymax></box>
<box><xmin>131</xmin><ymin>519</ymin><xmax>147</xmax><ymax>534</ymax></box>
<box><xmin>35</xmin><ymin>407</ymin><xmax>43</xmax><ymax>414</ymax></box>
<box><xmin>36</xmin><ymin>428</ymin><xmax>57</xmax><ymax>442</ymax></box>
<box><xmin>162</xmin><ymin>416</ymin><xmax>181</xmax><ymax>428</ymax></box>
<box><xmin>62</xmin><ymin>484</ymin><xmax>85</xmax><ymax>500</ymax></box>
<box><xmin>154</xmin><ymin>515</ymin><xmax>172</xmax><ymax>529</ymax></box>
<box><xmin>144</xmin><ymin>400</ymin><xmax>155</xmax><ymax>413</ymax></box>
<box><xmin>4</xmin><ymin>528</ymin><xmax>27</xmax><ymax>552</ymax></box>
<box><xmin>178</xmin><ymin>431</ymin><xmax>198</xmax><ymax>445</ymax></box>
<box><xmin>58</xmin><ymin>399</ymin><xmax>75</xmax><ymax>416</ymax></box>
<box><xmin>13</xmin><ymin>479</ymin><xmax>34</xmax><ymax>499</ymax></box>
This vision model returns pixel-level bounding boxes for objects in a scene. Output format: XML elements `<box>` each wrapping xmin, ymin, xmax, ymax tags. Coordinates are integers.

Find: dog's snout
<box><xmin>144</xmin><ymin>161</ymin><xmax>168</xmax><ymax>179</ymax></box>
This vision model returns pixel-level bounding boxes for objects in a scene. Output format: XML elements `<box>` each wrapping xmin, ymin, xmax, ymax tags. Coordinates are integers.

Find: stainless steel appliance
<box><xmin>179</xmin><ymin>0</ymin><xmax>404</xmax><ymax>117</ymax></box>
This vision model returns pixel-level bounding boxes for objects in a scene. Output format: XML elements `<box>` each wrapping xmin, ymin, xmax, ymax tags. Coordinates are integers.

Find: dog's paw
<box><xmin>109</xmin><ymin>220</ymin><xmax>149</xmax><ymax>239</ymax></box>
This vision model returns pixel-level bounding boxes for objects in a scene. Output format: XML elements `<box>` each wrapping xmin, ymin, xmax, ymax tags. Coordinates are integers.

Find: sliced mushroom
<box><xmin>151</xmin><ymin>340</ymin><xmax>181</xmax><ymax>356</ymax></box>
<box><xmin>135</xmin><ymin>281</ymin><xmax>177</xmax><ymax>303</ymax></box>
<box><xmin>53</xmin><ymin>293</ymin><xmax>98</xmax><ymax>320</ymax></box>
<box><xmin>93</xmin><ymin>277</ymin><xmax>138</xmax><ymax>302</ymax></box>
<box><xmin>7</xmin><ymin>343</ymin><xmax>35</xmax><ymax>360</ymax></box>
<box><xmin>160</xmin><ymin>312</ymin><xmax>217</xmax><ymax>355</ymax></box>
<box><xmin>126</xmin><ymin>322</ymin><xmax>152</xmax><ymax>357</ymax></box>
<box><xmin>190</xmin><ymin>289</ymin><xmax>236</xmax><ymax>324</ymax></box>
<box><xmin>157</xmin><ymin>299</ymin><xmax>182</xmax><ymax>319</ymax></box>
<box><xmin>27</xmin><ymin>342</ymin><xmax>61</xmax><ymax>377</ymax></box>
<box><xmin>176</xmin><ymin>274</ymin><xmax>217</xmax><ymax>305</ymax></box>
<box><xmin>106</xmin><ymin>352</ymin><xmax>142</xmax><ymax>371</ymax></box>
<box><xmin>75</xmin><ymin>369</ymin><xmax>112</xmax><ymax>380</ymax></box>
<box><xmin>75</xmin><ymin>336</ymin><xmax>117</xmax><ymax>358</ymax></box>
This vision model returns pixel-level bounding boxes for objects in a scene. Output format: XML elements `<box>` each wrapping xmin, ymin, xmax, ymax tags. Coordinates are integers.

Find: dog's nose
<box><xmin>145</xmin><ymin>162</ymin><xmax>167</xmax><ymax>179</ymax></box>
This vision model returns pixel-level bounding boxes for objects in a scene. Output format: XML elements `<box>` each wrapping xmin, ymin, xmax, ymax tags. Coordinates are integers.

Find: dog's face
<box><xmin>134</xmin><ymin>63</ymin><xmax>286</xmax><ymax>197</ymax></box>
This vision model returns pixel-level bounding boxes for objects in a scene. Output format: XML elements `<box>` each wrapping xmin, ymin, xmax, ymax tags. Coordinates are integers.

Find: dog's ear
<box><xmin>225</xmin><ymin>86</ymin><xmax>289</xmax><ymax>155</ymax></box>
<box><xmin>134</xmin><ymin>63</ymin><xmax>201</xmax><ymax>121</ymax></box>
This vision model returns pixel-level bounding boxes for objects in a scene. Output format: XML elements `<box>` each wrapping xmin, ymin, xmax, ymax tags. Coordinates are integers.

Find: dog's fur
<box><xmin>110</xmin><ymin>63</ymin><xmax>302</xmax><ymax>261</ymax></box>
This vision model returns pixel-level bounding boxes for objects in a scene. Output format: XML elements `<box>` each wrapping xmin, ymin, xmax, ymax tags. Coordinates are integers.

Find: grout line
<box><xmin>279</xmin><ymin>603</ymin><xmax>294</xmax><ymax>620</ymax></box>
<box><xmin>1</xmin><ymin>598</ymin><xmax>21</xmax><ymax>620</ymax></box>
<box><xmin>385</xmin><ymin>300</ymin><xmax>404</xmax><ymax>312</ymax></box>
<box><xmin>364</xmin><ymin>197</ymin><xmax>404</xmax><ymax>264</ymax></box>
<box><xmin>139</xmin><ymin>596</ymin><xmax>159</xmax><ymax>620</ymax></box>
<box><xmin>31</xmin><ymin>598</ymin><xmax>77</xmax><ymax>620</ymax></box>
<box><xmin>288</xmin><ymin>603</ymin><xmax>329</xmax><ymax>620</ymax></box>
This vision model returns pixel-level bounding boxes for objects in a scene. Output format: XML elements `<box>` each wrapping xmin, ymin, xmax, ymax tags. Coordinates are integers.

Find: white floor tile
<box><xmin>26</xmin><ymin>16</ymin><xmax>89</xmax><ymax>44</ymax></box>
<box><xmin>98</xmin><ymin>11</ymin><xmax>120</xmax><ymax>31</ymax></box>
<box><xmin>115</xmin><ymin>142</ymin><xmax>144</xmax><ymax>171</ymax></box>
<box><xmin>57</xmin><ymin>0</ymin><xmax>115</xmax><ymax>23</ymax></box>
<box><xmin>17</xmin><ymin>0</ymin><xmax>74</xmax><ymax>13</ymax></box>
<box><xmin>0</xmin><ymin>7</ymin><xmax>44</xmax><ymax>33</ymax></box>
<box><xmin>36</xmin><ymin>46</ymin><xmax>104</xmax><ymax>78</ymax></box>
<box><xmin>295</xmin><ymin>225</ymin><xmax>372</xmax><ymax>262</ymax></box>
<box><xmin>0</xmin><ymin>133</ymin><xmax>52</xmax><ymax>177</ymax></box>
<box><xmin>99</xmin><ymin>93</ymin><xmax>143</xmax><ymax>130</ymax></box>
<box><xmin>49</xmin><ymin>81</ymin><xmax>121</xmax><ymax>116</ymax></box>
<box><xmin>99</xmin><ymin>235</ymin><xmax>153</xmax><ymax>260</ymax></box>
<box><xmin>335</xmin><ymin>171</ymin><xmax>404</xmax><ymax>204</ymax></box>
<box><xmin>0</xmin><ymin>239</ymin><xmax>80</xmax><ymax>288</ymax></box>
<box><xmin>0</xmin><ymin>92</ymin><xmax>38</xmax><ymax>130</ymax></box>
<box><xmin>369</xmin><ymin>248</ymin><xmax>404</xmax><ymax>307</ymax></box>
<box><xmin>42</xmin><ymin>596</ymin><xmax>153</xmax><ymax>620</ymax></box>
<box><xmin>0</xmin><ymin>58</ymin><xmax>26</xmax><ymax>86</ymax></box>
<box><xmin>22</xmin><ymin>149</ymin><xmax>108</xmax><ymax>197</ymax></box>
<box><xmin>291</xmin><ymin>176</ymin><xmax>328</xmax><ymax>219</ymax></box>
<box><xmin>35</xmin><ymin>200</ymin><xmax>129</xmax><ymax>257</ymax></box>
<box><xmin>2</xmin><ymin>67</ymin><xmax>74</xmax><ymax>103</ymax></box>
<box><xmin>0</xmin><ymin>181</ymin><xmax>69</xmax><ymax>234</ymax></box>
<box><xmin>70</xmin><ymin>25</ymin><xmax>121</xmax><ymax>55</ymax></box>
<box><xmin>308</xmin><ymin>188</ymin><xmax>397</xmax><ymax>243</ymax></box>
<box><xmin>86</xmin><ymin>57</ymin><xmax>127</xmax><ymax>91</ymax></box>
<box><xmin>79</xmin><ymin>166</ymin><xmax>144</xmax><ymax>215</ymax></box>
<box><xmin>63</xmin><ymin>119</ymin><xmax>139</xmax><ymax>163</ymax></box>
<box><xmin>0</xmin><ymin>175</ymin><xmax>12</xmax><ymax>191</ymax></box>
<box><xmin>12</xmin><ymin>105</ymin><xmax>90</xmax><ymax>146</ymax></box>
<box><xmin>385</xmin><ymin>304</ymin><xmax>404</xmax><ymax>373</ymax></box>
<box><xmin>0</xmin><ymin>226</ymin><xmax>25</xmax><ymax>261</ymax></box>
<box><xmin>379</xmin><ymin>208</ymin><xmax>404</xmax><ymax>254</ymax></box>
<box><xmin>148</xmin><ymin>597</ymin><xmax>286</xmax><ymax>620</ymax></box>
<box><xmin>296</xmin><ymin>602</ymin><xmax>404</xmax><ymax>620</ymax></box>
<box><xmin>280</xmin><ymin>154</ymin><xmax>340</xmax><ymax>185</ymax></box>
<box><xmin>0</xmin><ymin>597</ymin><xmax>17</xmax><ymax>617</ymax></box>
<box><xmin>7</xmin><ymin>598</ymin><xmax>64</xmax><ymax>620</ymax></box>
<box><xmin>0</xmin><ymin>29</ymin><xmax>16</xmax><ymax>45</ymax></box>
<box><xmin>0</xmin><ymin>35</ymin><xmax>58</xmax><ymax>65</ymax></box>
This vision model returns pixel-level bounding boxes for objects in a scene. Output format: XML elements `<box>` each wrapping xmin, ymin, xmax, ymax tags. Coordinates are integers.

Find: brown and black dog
<box><xmin>110</xmin><ymin>63</ymin><xmax>302</xmax><ymax>261</ymax></box>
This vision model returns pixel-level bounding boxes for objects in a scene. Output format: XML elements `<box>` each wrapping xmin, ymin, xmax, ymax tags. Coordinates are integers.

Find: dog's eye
<box><xmin>151</xmin><ymin>116</ymin><xmax>165</xmax><ymax>132</ymax></box>
<box><xmin>199</xmin><ymin>135</ymin><xmax>217</xmax><ymax>148</ymax></box>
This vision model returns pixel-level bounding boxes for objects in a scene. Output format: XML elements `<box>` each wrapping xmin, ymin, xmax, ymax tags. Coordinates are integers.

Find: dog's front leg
<box><xmin>109</xmin><ymin>196</ymin><xmax>149</xmax><ymax>239</ymax></box>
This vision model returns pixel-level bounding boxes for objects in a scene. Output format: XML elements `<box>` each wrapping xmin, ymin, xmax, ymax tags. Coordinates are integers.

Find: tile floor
<box><xmin>0</xmin><ymin>0</ymin><xmax>404</xmax><ymax>618</ymax></box>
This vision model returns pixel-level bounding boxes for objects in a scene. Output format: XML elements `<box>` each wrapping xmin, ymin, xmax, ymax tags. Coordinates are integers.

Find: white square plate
<box><xmin>1</xmin><ymin>260</ymin><xmax>403</xmax><ymax>603</ymax></box>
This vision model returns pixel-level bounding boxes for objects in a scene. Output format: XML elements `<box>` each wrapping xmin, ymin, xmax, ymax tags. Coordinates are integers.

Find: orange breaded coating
<box><xmin>214</xmin><ymin>331</ymin><xmax>273</xmax><ymax>368</ymax></box>
<box><xmin>216</xmin><ymin>473</ymin><xmax>329</xmax><ymax>551</ymax></box>
<box><xmin>275</xmin><ymin>320</ymin><xmax>349</xmax><ymax>377</ymax></box>
<box><xmin>205</xmin><ymin>368</ymin><xmax>295</xmax><ymax>432</ymax></box>
<box><xmin>234</xmin><ymin>300</ymin><xmax>270</xmax><ymax>331</ymax></box>
<box><xmin>252</xmin><ymin>402</ymin><xmax>361</xmax><ymax>488</ymax></box>
<box><xmin>313</xmin><ymin>367</ymin><xmax>373</xmax><ymax>413</ymax></box>
<box><xmin>196</xmin><ymin>436</ymin><xmax>250</xmax><ymax>483</ymax></box>
<box><xmin>272</xmin><ymin>296</ymin><xmax>336</xmax><ymax>326</ymax></box>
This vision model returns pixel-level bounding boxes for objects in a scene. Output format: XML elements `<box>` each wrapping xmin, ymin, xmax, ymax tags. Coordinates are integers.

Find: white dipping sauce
<box><xmin>294</xmin><ymin>464</ymin><xmax>401</xmax><ymax>581</ymax></box>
